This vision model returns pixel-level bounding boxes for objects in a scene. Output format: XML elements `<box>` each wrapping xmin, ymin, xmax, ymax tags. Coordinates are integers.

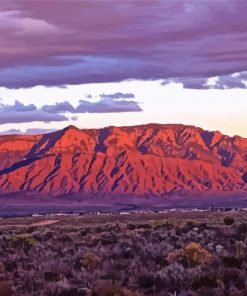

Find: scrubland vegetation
<box><xmin>0</xmin><ymin>212</ymin><xmax>247</xmax><ymax>295</ymax></box>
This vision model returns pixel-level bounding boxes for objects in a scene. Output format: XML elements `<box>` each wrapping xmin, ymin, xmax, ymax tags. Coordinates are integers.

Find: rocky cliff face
<box><xmin>0</xmin><ymin>124</ymin><xmax>247</xmax><ymax>197</ymax></box>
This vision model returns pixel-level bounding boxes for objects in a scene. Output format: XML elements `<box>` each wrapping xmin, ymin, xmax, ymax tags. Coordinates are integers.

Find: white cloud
<box><xmin>0</xmin><ymin>79</ymin><xmax>246</xmax><ymax>137</ymax></box>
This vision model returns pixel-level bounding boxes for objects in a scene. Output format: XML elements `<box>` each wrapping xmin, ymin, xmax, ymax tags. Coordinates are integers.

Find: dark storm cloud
<box><xmin>0</xmin><ymin>1</ymin><xmax>247</xmax><ymax>88</ymax></box>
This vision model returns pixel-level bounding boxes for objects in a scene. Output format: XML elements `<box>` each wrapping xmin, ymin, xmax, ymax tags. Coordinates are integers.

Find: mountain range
<box><xmin>0</xmin><ymin>124</ymin><xmax>247</xmax><ymax>200</ymax></box>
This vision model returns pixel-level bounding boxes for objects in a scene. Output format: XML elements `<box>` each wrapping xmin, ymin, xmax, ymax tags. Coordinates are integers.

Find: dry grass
<box><xmin>0</xmin><ymin>211</ymin><xmax>246</xmax><ymax>295</ymax></box>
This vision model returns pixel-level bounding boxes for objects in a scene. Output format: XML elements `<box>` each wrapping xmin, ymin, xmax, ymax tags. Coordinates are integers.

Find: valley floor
<box><xmin>0</xmin><ymin>211</ymin><xmax>247</xmax><ymax>295</ymax></box>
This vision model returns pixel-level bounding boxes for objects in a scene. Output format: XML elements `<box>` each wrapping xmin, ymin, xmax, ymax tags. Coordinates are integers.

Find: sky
<box><xmin>0</xmin><ymin>0</ymin><xmax>247</xmax><ymax>137</ymax></box>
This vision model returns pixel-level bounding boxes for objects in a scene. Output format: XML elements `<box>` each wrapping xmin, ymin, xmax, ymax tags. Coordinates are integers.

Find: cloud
<box><xmin>43</xmin><ymin>98</ymin><xmax>142</xmax><ymax>114</ymax></box>
<box><xmin>25</xmin><ymin>128</ymin><xmax>58</xmax><ymax>134</ymax></box>
<box><xmin>76</xmin><ymin>98</ymin><xmax>142</xmax><ymax>113</ymax></box>
<box><xmin>0</xmin><ymin>100</ymin><xmax>37</xmax><ymax>112</ymax></box>
<box><xmin>179</xmin><ymin>78</ymin><xmax>210</xmax><ymax>90</ymax></box>
<box><xmin>0</xmin><ymin>1</ymin><xmax>247</xmax><ymax>88</ymax></box>
<box><xmin>0</xmin><ymin>129</ymin><xmax>22</xmax><ymax>135</ymax></box>
<box><xmin>100</xmin><ymin>92</ymin><xmax>135</xmax><ymax>99</ymax></box>
<box><xmin>0</xmin><ymin>101</ymin><xmax>68</xmax><ymax>124</ymax></box>
<box><xmin>214</xmin><ymin>75</ymin><xmax>246</xmax><ymax>89</ymax></box>
<box><xmin>42</xmin><ymin>101</ymin><xmax>75</xmax><ymax>113</ymax></box>
<box><xmin>70</xmin><ymin>115</ymin><xmax>78</xmax><ymax>121</ymax></box>
<box><xmin>162</xmin><ymin>72</ymin><xmax>247</xmax><ymax>89</ymax></box>
<box><xmin>162</xmin><ymin>78</ymin><xmax>210</xmax><ymax>90</ymax></box>
<box><xmin>0</xmin><ymin>128</ymin><xmax>58</xmax><ymax>135</ymax></box>
<box><xmin>0</xmin><ymin>96</ymin><xmax>142</xmax><ymax>124</ymax></box>
<box><xmin>0</xmin><ymin>111</ymin><xmax>68</xmax><ymax>124</ymax></box>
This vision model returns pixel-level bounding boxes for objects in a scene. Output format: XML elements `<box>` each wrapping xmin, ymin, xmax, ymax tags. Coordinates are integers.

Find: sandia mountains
<box><xmin>0</xmin><ymin>124</ymin><xmax>247</xmax><ymax>199</ymax></box>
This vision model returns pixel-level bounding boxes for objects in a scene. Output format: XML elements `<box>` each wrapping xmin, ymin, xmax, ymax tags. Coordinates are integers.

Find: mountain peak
<box><xmin>64</xmin><ymin>125</ymin><xmax>80</xmax><ymax>131</ymax></box>
<box><xmin>0</xmin><ymin>123</ymin><xmax>246</xmax><ymax>197</ymax></box>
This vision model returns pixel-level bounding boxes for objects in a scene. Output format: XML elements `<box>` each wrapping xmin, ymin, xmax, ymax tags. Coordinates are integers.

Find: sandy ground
<box><xmin>1</xmin><ymin>210</ymin><xmax>247</xmax><ymax>230</ymax></box>
<box><xmin>1</xmin><ymin>219</ymin><xmax>59</xmax><ymax>227</ymax></box>
<box><xmin>30</xmin><ymin>219</ymin><xmax>59</xmax><ymax>226</ymax></box>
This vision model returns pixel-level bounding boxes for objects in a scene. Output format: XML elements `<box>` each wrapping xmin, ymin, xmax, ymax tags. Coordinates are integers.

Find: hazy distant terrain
<box><xmin>0</xmin><ymin>194</ymin><xmax>247</xmax><ymax>217</ymax></box>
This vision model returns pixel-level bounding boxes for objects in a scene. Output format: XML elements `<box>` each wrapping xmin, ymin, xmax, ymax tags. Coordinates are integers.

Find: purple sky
<box><xmin>0</xmin><ymin>0</ymin><xmax>247</xmax><ymax>88</ymax></box>
<box><xmin>0</xmin><ymin>1</ymin><xmax>247</xmax><ymax>137</ymax></box>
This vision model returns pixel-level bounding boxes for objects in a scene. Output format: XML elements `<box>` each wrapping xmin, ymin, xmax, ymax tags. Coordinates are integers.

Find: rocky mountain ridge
<box><xmin>0</xmin><ymin>123</ymin><xmax>247</xmax><ymax>198</ymax></box>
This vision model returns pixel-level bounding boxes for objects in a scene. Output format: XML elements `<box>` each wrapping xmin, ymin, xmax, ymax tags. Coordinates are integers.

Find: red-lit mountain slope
<box><xmin>0</xmin><ymin>124</ymin><xmax>247</xmax><ymax>197</ymax></box>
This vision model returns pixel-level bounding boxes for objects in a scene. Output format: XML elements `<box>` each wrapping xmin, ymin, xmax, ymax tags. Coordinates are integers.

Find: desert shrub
<box><xmin>153</xmin><ymin>220</ymin><xmax>173</xmax><ymax>230</ymax></box>
<box><xmin>93</xmin><ymin>282</ymin><xmax>142</xmax><ymax>296</ymax></box>
<box><xmin>58</xmin><ymin>235</ymin><xmax>73</xmax><ymax>243</ymax></box>
<box><xmin>138</xmin><ymin>275</ymin><xmax>155</xmax><ymax>290</ymax></box>
<box><xmin>167</xmin><ymin>242</ymin><xmax>212</xmax><ymax>267</ymax></box>
<box><xmin>44</xmin><ymin>271</ymin><xmax>61</xmax><ymax>282</ymax></box>
<box><xmin>198</xmin><ymin>223</ymin><xmax>208</xmax><ymax>231</ymax></box>
<box><xmin>151</xmin><ymin>220</ymin><xmax>165</xmax><ymax>229</ymax></box>
<box><xmin>40</xmin><ymin>230</ymin><xmax>55</xmax><ymax>241</ymax></box>
<box><xmin>9</xmin><ymin>234</ymin><xmax>36</xmax><ymax>252</ymax></box>
<box><xmin>127</xmin><ymin>224</ymin><xmax>136</xmax><ymax>230</ymax></box>
<box><xmin>4</xmin><ymin>260</ymin><xmax>17</xmax><ymax>272</ymax></box>
<box><xmin>59</xmin><ymin>287</ymin><xmax>91</xmax><ymax>296</ymax></box>
<box><xmin>235</xmin><ymin>241</ymin><xmax>246</xmax><ymax>257</ymax></box>
<box><xmin>183</xmin><ymin>242</ymin><xmax>212</xmax><ymax>267</ymax></box>
<box><xmin>236</xmin><ymin>223</ymin><xmax>247</xmax><ymax>236</ymax></box>
<box><xmin>2</xmin><ymin>212</ymin><xmax>247</xmax><ymax>295</ymax></box>
<box><xmin>101</xmin><ymin>234</ymin><xmax>117</xmax><ymax>245</ymax></box>
<box><xmin>0</xmin><ymin>281</ymin><xmax>13</xmax><ymax>296</ymax></box>
<box><xmin>155</xmin><ymin>255</ymin><xmax>169</xmax><ymax>268</ymax></box>
<box><xmin>123</xmin><ymin>247</ymin><xmax>134</xmax><ymax>259</ymax></box>
<box><xmin>82</xmin><ymin>253</ymin><xmax>101</xmax><ymax>270</ymax></box>
<box><xmin>25</xmin><ymin>227</ymin><xmax>36</xmax><ymax>234</ymax></box>
<box><xmin>167</xmin><ymin>249</ymin><xmax>182</xmax><ymax>264</ymax></box>
<box><xmin>73</xmin><ymin>257</ymin><xmax>84</xmax><ymax>271</ymax></box>
<box><xmin>228</xmin><ymin>286</ymin><xmax>245</xmax><ymax>296</ymax></box>
<box><xmin>224</xmin><ymin>216</ymin><xmax>234</xmax><ymax>226</ymax></box>
<box><xmin>182</xmin><ymin>221</ymin><xmax>196</xmax><ymax>233</ymax></box>
<box><xmin>197</xmin><ymin>287</ymin><xmax>217</xmax><ymax>296</ymax></box>
<box><xmin>79</xmin><ymin>229</ymin><xmax>87</xmax><ymax>237</ymax></box>
<box><xmin>137</xmin><ymin>224</ymin><xmax>152</xmax><ymax>230</ymax></box>
<box><xmin>192</xmin><ymin>275</ymin><xmax>217</xmax><ymax>289</ymax></box>
<box><xmin>221</xmin><ymin>268</ymin><xmax>244</xmax><ymax>290</ymax></box>
<box><xmin>222</xmin><ymin>256</ymin><xmax>242</xmax><ymax>269</ymax></box>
